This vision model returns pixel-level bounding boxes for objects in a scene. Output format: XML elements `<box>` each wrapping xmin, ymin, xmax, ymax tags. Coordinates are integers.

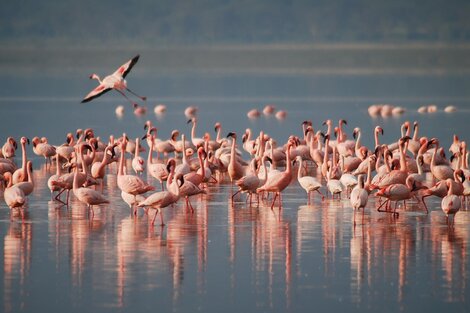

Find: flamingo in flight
<box><xmin>81</xmin><ymin>55</ymin><xmax>146</xmax><ymax>105</ymax></box>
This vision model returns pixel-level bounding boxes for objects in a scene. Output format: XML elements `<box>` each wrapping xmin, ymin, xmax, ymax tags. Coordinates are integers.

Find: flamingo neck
<box><xmin>181</xmin><ymin>136</ymin><xmax>188</xmax><ymax>164</ymax></box>
<box><xmin>216</xmin><ymin>127</ymin><xmax>221</xmax><ymax>143</ymax></box>
<box><xmin>355</xmin><ymin>130</ymin><xmax>361</xmax><ymax>151</ymax></box>
<box><xmin>374</xmin><ymin>130</ymin><xmax>380</xmax><ymax>148</ymax></box>
<box><xmin>399</xmin><ymin>142</ymin><xmax>407</xmax><ymax>172</ymax></box>
<box><xmin>366</xmin><ymin>159</ymin><xmax>372</xmax><ymax>185</ymax></box>
<box><xmin>55</xmin><ymin>153</ymin><xmax>61</xmax><ymax>176</ymax></box>
<box><xmin>297</xmin><ymin>158</ymin><xmax>303</xmax><ymax>180</ymax></box>
<box><xmin>148</xmin><ymin>137</ymin><xmax>154</xmax><ymax>165</ymax></box>
<box><xmin>73</xmin><ymin>168</ymin><xmax>79</xmax><ymax>191</ymax></box>
<box><xmin>118</xmin><ymin>145</ymin><xmax>125</xmax><ymax>176</ymax></box>
<box><xmin>27</xmin><ymin>163</ymin><xmax>33</xmax><ymax>184</ymax></box>
<box><xmin>412</xmin><ymin>124</ymin><xmax>419</xmax><ymax>141</ymax></box>
<box><xmin>285</xmin><ymin>146</ymin><xmax>292</xmax><ymax>175</ymax></box>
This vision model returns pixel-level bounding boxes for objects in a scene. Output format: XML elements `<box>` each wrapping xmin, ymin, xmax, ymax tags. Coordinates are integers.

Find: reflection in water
<box><xmin>3</xmin><ymin>222</ymin><xmax>32</xmax><ymax>313</ymax></box>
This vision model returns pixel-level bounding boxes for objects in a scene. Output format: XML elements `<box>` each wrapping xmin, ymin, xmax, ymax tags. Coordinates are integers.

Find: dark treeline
<box><xmin>1</xmin><ymin>0</ymin><xmax>470</xmax><ymax>46</ymax></box>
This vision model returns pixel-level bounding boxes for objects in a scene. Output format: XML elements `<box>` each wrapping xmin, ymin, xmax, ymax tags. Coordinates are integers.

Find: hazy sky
<box><xmin>1</xmin><ymin>0</ymin><xmax>470</xmax><ymax>46</ymax></box>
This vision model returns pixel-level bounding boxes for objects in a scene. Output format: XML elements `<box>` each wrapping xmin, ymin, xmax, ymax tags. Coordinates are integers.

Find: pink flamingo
<box><xmin>441</xmin><ymin>178</ymin><xmax>461</xmax><ymax>226</ymax></box>
<box><xmin>81</xmin><ymin>55</ymin><xmax>146</xmax><ymax>105</ymax></box>
<box><xmin>257</xmin><ymin>143</ymin><xmax>293</xmax><ymax>209</ymax></box>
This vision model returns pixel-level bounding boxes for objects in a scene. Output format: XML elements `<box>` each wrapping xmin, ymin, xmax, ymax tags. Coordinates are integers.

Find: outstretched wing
<box><xmin>81</xmin><ymin>84</ymin><xmax>112</xmax><ymax>103</ymax></box>
<box><xmin>113</xmin><ymin>55</ymin><xmax>140</xmax><ymax>78</ymax></box>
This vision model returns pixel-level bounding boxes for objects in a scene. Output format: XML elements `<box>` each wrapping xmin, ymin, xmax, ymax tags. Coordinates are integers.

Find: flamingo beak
<box><xmin>226</xmin><ymin>132</ymin><xmax>235</xmax><ymax>138</ymax></box>
<box><xmin>187</xmin><ymin>119</ymin><xmax>192</xmax><ymax>124</ymax></box>
<box><xmin>341</xmin><ymin>119</ymin><xmax>347</xmax><ymax>125</ymax></box>
<box><xmin>26</xmin><ymin>138</ymin><xmax>30</xmax><ymax>145</ymax></box>
<box><xmin>322</xmin><ymin>120</ymin><xmax>327</xmax><ymax>126</ymax></box>
<box><xmin>141</xmin><ymin>134</ymin><xmax>148</xmax><ymax>140</ymax></box>
<box><xmin>353</xmin><ymin>130</ymin><xmax>357</xmax><ymax>139</ymax></box>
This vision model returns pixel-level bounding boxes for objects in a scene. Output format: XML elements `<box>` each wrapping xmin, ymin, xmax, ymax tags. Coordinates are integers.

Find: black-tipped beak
<box><xmin>353</xmin><ymin>130</ymin><xmax>357</xmax><ymax>139</ymax></box>
<box><xmin>266</xmin><ymin>156</ymin><xmax>273</xmax><ymax>164</ymax></box>
<box><xmin>178</xmin><ymin>175</ymin><xmax>184</xmax><ymax>187</ymax></box>
<box><xmin>187</xmin><ymin>119</ymin><xmax>192</xmax><ymax>124</ymax></box>
<box><xmin>76</xmin><ymin>132</ymin><xmax>80</xmax><ymax>139</ymax></box>
<box><xmin>144</xmin><ymin>124</ymin><xmax>148</xmax><ymax>130</ymax></box>
<box><xmin>460</xmin><ymin>171</ymin><xmax>466</xmax><ymax>183</ymax></box>
<box><xmin>226</xmin><ymin>132</ymin><xmax>235</xmax><ymax>138</ymax></box>
<box><xmin>379</xmin><ymin>128</ymin><xmax>384</xmax><ymax>135</ymax></box>
<box><xmin>450</xmin><ymin>154</ymin><xmax>456</xmax><ymax>163</ymax></box>
<box><xmin>341</xmin><ymin>119</ymin><xmax>347</xmax><ymax>125</ymax></box>
<box><xmin>88</xmin><ymin>75</ymin><xmax>93</xmax><ymax>79</ymax></box>
<box><xmin>141</xmin><ymin>134</ymin><xmax>148</xmax><ymax>140</ymax></box>
<box><xmin>322</xmin><ymin>120</ymin><xmax>327</xmax><ymax>126</ymax></box>
<box><xmin>166</xmin><ymin>163</ymin><xmax>172</xmax><ymax>173</ymax></box>
<box><xmin>26</xmin><ymin>138</ymin><xmax>30</xmax><ymax>145</ymax></box>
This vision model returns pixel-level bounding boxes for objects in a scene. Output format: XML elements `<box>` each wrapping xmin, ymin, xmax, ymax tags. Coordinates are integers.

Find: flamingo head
<box><xmin>375</xmin><ymin>126</ymin><xmax>384</xmax><ymax>136</ymax></box>
<box><xmin>352</xmin><ymin>127</ymin><xmax>360</xmax><ymax>139</ymax></box>
<box><xmin>226</xmin><ymin>132</ymin><xmax>236</xmax><ymax>139</ymax></box>
<box><xmin>214</xmin><ymin>122</ymin><xmax>221</xmax><ymax>132</ymax></box>
<box><xmin>20</xmin><ymin>137</ymin><xmax>29</xmax><ymax>145</ymax></box>
<box><xmin>89</xmin><ymin>73</ymin><xmax>100</xmax><ymax>80</ymax></box>
<box><xmin>31</xmin><ymin>136</ymin><xmax>40</xmax><ymax>148</ymax></box>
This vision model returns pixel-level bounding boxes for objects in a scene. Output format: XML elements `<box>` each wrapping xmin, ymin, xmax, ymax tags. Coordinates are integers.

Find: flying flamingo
<box><xmin>81</xmin><ymin>55</ymin><xmax>146</xmax><ymax>105</ymax></box>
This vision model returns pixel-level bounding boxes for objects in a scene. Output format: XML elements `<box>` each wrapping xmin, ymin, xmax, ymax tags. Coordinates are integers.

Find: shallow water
<box><xmin>0</xmin><ymin>47</ymin><xmax>470</xmax><ymax>312</ymax></box>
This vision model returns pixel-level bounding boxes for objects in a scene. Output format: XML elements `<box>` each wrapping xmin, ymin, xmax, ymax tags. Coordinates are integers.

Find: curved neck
<box><xmin>399</xmin><ymin>142</ymin><xmax>407</xmax><ymax>172</ymax></box>
<box><xmin>27</xmin><ymin>164</ymin><xmax>33</xmax><ymax>184</ymax></box>
<box><xmin>285</xmin><ymin>146</ymin><xmax>292</xmax><ymax>174</ymax></box>
<box><xmin>355</xmin><ymin>130</ymin><xmax>361</xmax><ymax>151</ymax></box>
<box><xmin>73</xmin><ymin>168</ymin><xmax>80</xmax><ymax>190</ymax></box>
<box><xmin>135</xmin><ymin>139</ymin><xmax>140</xmax><ymax>158</ymax></box>
<box><xmin>366</xmin><ymin>159</ymin><xmax>372</xmax><ymax>185</ymax></box>
<box><xmin>412</xmin><ymin>124</ymin><xmax>419</xmax><ymax>141</ymax></box>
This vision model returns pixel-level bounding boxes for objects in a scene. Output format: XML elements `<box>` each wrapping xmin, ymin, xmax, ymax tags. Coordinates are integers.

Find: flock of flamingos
<box><xmin>0</xmin><ymin>55</ymin><xmax>467</xmax><ymax>227</ymax></box>
<box><xmin>0</xmin><ymin>116</ymin><xmax>468</xmax><ymax>227</ymax></box>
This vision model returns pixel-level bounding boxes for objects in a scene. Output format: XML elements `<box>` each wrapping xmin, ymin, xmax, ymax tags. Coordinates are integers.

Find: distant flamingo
<box><xmin>81</xmin><ymin>55</ymin><xmax>146</xmax><ymax>105</ymax></box>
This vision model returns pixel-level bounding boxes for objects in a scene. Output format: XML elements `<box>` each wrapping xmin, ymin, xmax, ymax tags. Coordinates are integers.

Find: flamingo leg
<box><xmin>231</xmin><ymin>189</ymin><xmax>241</xmax><ymax>202</ymax></box>
<box><xmin>116</xmin><ymin>89</ymin><xmax>137</xmax><ymax>106</ymax></box>
<box><xmin>271</xmin><ymin>193</ymin><xmax>278</xmax><ymax>210</ymax></box>
<box><xmin>151</xmin><ymin>210</ymin><xmax>158</xmax><ymax>225</ymax></box>
<box><xmin>160</xmin><ymin>210</ymin><xmax>165</xmax><ymax>226</ymax></box>
<box><xmin>377</xmin><ymin>199</ymin><xmax>390</xmax><ymax>212</ymax></box>
<box><xmin>126</xmin><ymin>87</ymin><xmax>147</xmax><ymax>101</ymax></box>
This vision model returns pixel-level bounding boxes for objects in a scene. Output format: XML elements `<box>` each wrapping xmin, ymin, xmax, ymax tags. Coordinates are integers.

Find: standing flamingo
<box><xmin>12</xmin><ymin>137</ymin><xmax>30</xmax><ymax>184</ymax></box>
<box><xmin>441</xmin><ymin>178</ymin><xmax>461</xmax><ymax>226</ymax></box>
<box><xmin>81</xmin><ymin>55</ymin><xmax>146</xmax><ymax>104</ymax></box>
<box><xmin>295</xmin><ymin>156</ymin><xmax>323</xmax><ymax>204</ymax></box>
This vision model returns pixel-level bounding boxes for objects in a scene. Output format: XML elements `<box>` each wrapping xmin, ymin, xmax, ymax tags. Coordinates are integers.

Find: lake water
<box><xmin>0</xmin><ymin>46</ymin><xmax>469</xmax><ymax>313</ymax></box>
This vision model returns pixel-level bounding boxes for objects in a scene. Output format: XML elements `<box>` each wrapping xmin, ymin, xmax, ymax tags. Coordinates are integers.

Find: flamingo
<box><xmin>48</xmin><ymin>153</ymin><xmax>63</xmax><ymax>200</ymax></box>
<box><xmin>32</xmin><ymin>137</ymin><xmax>56</xmax><ymax>166</ymax></box>
<box><xmin>1</xmin><ymin>137</ymin><xmax>17</xmax><ymax>158</ymax></box>
<box><xmin>117</xmin><ymin>139</ymin><xmax>155</xmax><ymax>201</ymax></box>
<box><xmin>441</xmin><ymin>178</ymin><xmax>461</xmax><ymax>226</ymax></box>
<box><xmin>3</xmin><ymin>172</ymin><xmax>26</xmax><ymax>212</ymax></box>
<box><xmin>429</xmin><ymin>138</ymin><xmax>454</xmax><ymax>181</ymax></box>
<box><xmin>72</xmin><ymin>166</ymin><xmax>109</xmax><ymax>217</ymax></box>
<box><xmin>15</xmin><ymin>161</ymin><xmax>34</xmax><ymax>196</ymax></box>
<box><xmin>295</xmin><ymin>156</ymin><xmax>323</xmax><ymax>204</ymax></box>
<box><xmin>376</xmin><ymin>176</ymin><xmax>424</xmax><ymax>215</ymax></box>
<box><xmin>232</xmin><ymin>158</ymin><xmax>261</xmax><ymax>205</ymax></box>
<box><xmin>257</xmin><ymin>143</ymin><xmax>293</xmax><ymax>209</ymax></box>
<box><xmin>146</xmin><ymin>135</ymin><xmax>169</xmax><ymax>190</ymax></box>
<box><xmin>12</xmin><ymin>137</ymin><xmax>30</xmax><ymax>184</ymax></box>
<box><xmin>226</xmin><ymin>132</ymin><xmax>245</xmax><ymax>182</ymax></box>
<box><xmin>188</xmin><ymin>117</ymin><xmax>204</xmax><ymax>148</ymax></box>
<box><xmin>350</xmin><ymin>175</ymin><xmax>369</xmax><ymax>224</ymax></box>
<box><xmin>137</xmin><ymin>173</ymin><xmax>183</xmax><ymax>226</ymax></box>
<box><xmin>81</xmin><ymin>55</ymin><xmax>146</xmax><ymax>105</ymax></box>
<box><xmin>131</xmin><ymin>138</ymin><xmax>145</xmax><ymax>174</ymax></box>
